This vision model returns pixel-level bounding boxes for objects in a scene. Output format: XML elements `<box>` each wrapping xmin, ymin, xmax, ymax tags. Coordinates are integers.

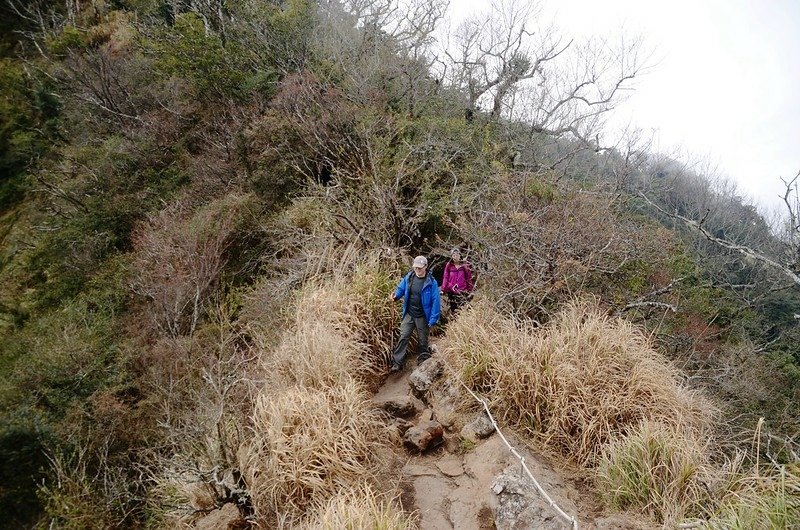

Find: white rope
<box><xmin>443</xmin><ymin>360</ymin><xmax>579</xmax><ymax>530</ymax></box>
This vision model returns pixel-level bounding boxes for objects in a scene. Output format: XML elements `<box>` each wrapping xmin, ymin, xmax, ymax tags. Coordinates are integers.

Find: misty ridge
<box><xmin>0</xmin><ymin>1</ymin><xmax>797</xmax><ymax>528</ymax></box>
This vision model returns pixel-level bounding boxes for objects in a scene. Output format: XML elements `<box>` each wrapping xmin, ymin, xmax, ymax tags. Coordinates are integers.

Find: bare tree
<box><xmin>439</xmin><ymin>0</ymin><xmax>646</xmax><ymax>137</ymax></box>
<box><xmin>449</xmin><ymin>168</ymin><xmax>669</xmax><ymax>319</ymax></box>
<box><xmin>130</xmin><ymin>197</ymin><xmax>246</xmax><ymax>337</ymax></box>
<box><xmin>336</xmin><ymin>0</ymin><xmax>446</xmax><ymax>49</ymax></box>
<box><xmin>514</xmin><ymin>34</ymin><xmax>644</xmax><ymax>143</ymax></box>
<box><xmin>6</xmin><ymin>0</ymin><xmax>67</xmax><ymax>37</ymax></box>
<box><xmin>441</xmin><ymin>0</ymin><xmax>563</xmax><ymax>120</ymax></box>
<box><xmin>140</xmin><ymin>299</ymin><xmax>256</xmax><ymax>523</ymax></box>
<box><xmin>775</xmin><ymin>171</ymin><xmax>800</xmax><ymax>272</ymax></box>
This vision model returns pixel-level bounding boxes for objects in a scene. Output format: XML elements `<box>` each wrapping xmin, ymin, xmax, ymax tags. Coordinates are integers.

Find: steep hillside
<box><xmin>0</xmin><ymin>1</ymin><xmax>797</xmax><ymax>528</ymax></box>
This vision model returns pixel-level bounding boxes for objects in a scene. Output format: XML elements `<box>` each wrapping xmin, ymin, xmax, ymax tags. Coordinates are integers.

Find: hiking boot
<box><xmin>389</xmin><ymin>363</ymin><xmax>402</xmax><ymax>373</ymax></box>
<box><xmin>417</xmin><ymin>355</ymin><xmax>430</xmax><ymax>366</ymax></box>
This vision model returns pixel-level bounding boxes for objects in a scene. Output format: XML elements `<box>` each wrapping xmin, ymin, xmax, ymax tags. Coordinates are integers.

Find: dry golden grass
<box><xmin>304</xmin><ymin>484</ymin><xmax>415</xmax><ymax>530</ymax></box>
<box><xmin>444</xmin><ymin>299</ymin><xmax>715</xmax><ymax>467</ymax></box>
<box><xmin>597</xmin><ymin>421</ymin><xmax>711</xmax><ymax>525</ymax></box>
<box><xmin>251</xmin><ymin>249</ymin><xmax>399</xmax><ymax>389</ymax></box>
<box><xmin>146</xmin><ymin>464</ymin><xmax>218</xmax><ymax>529</ymax></box>
<box><xmin>347</xmin><ymin>256</ymin><xmax>399</xmax><ymax>368</ymax></box>
<box><xmin>704</xmin><ymin>457</ymin><xmax>800</xmax><ymax>529</ymax></box>
<box><xmin>243</xmin><ymin>381</ymin><xmax>384</xmax><ymax>526</ymax></box>
<box><xmin>242</xmin><ymin>251</ymin><xmax>402</xmax><ymax>527</ymax></box>
<box><xmin>261</xmin><ymin>282</ymin><xmax>373</xmax><ymax>390</ymax></box>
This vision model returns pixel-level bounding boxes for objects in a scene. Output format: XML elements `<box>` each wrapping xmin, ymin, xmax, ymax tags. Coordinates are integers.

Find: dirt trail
<box><xmin>373</xmin><ymin>341</ymin><xmax>644</xmax><ymax>530</ymax></box>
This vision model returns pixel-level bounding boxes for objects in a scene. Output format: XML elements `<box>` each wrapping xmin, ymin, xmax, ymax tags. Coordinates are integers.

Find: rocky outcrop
<box><xmin>377</xmin><ymin>343</ymin><xmax>595</xmax><ymax>529</ymax></box>
<box><xmin>374</xmin><ymin>395</ymin><xmax>420</xmax><ymax>417</ymax></box>
<box><xmin>409</xmin><ymin>357</ymin><xmax>444</xmax><ymax>397</ymax></box>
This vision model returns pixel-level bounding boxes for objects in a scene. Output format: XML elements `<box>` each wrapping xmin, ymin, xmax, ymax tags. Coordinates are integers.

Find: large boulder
<box><xmin>374</xmin><ymin>395</ymin><xmax>419</xmax><ymax>417</ymax></box>
<box><xmin>461</xmin><ymin>413</ymin><xmax>496</xmax><ymax>442</ymax></box>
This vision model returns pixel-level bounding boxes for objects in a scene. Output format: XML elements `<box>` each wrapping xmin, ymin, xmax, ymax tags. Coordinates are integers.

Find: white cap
<box><xmin>412</xmin><ymin>255</ymin><xmax>428</xmax><ymax>268</ymax></box>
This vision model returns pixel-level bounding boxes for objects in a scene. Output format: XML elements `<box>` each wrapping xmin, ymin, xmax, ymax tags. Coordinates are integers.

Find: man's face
<box><xmin>413</xmin><ymin>266</ymin><xmax>426</xmax><ymax>278</ymax></box>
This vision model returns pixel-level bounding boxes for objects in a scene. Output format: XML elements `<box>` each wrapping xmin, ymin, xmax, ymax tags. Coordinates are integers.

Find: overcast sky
<box><xmin>448</xmin><ymin>0</ymin><xmax>800</xmax><ymax>213</ymax></box>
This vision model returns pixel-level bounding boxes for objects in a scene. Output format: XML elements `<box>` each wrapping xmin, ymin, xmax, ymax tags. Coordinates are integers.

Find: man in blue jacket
<box><xmin>388</xmin><ymin>255</ymin><xmax>441</xmax><ymax>372</ymax></box>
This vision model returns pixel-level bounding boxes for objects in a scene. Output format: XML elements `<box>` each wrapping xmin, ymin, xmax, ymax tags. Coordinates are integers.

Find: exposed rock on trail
<box><xmin>371</xmin><ymin>344</ymin><xmax>618</xmax><ymax>530</ymax></box>
<box><xmin>461</xmin><ymin>413</ymin><xmax>496</xmax><ymax>443</ymax></box>
<box><xmin>403</xmin><ymin>419</ymin><xmax>445</xmax><ymax>452</ymax></box>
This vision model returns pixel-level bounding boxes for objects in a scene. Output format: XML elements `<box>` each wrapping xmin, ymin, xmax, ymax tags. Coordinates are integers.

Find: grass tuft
<box><xmin>252</xmin><ymin>250</ymin><xmax>398</xmax><ymax>390</ymax></box>
<box><xmin>597</xmin><ymin>420</ymin><xmax>711</xmax><ymax>524</ymax></box>
<box><xmin>305</xmin><ymin>484</ymin><xmax>414</xmax><ymax>530</ymax></box>
<box><xmin>242</xmin><ymin>251</ymin><xmax>400</xmax><ymax>527</ymax></box>
<box><xmin>263</xmin><ymin>282</ymin><xmax>372</xmax><ymax>389</ymax></box>
<box><xmin>243</xmin><ymin>381</ymin><xmax>383</xmax><ymax>526</ymax></box>
<box><xmin>444</xmin><ymin>298</ymin><xmax>714</xmax><ymax>467</ymax></box>
<box><xmin>705</xmin><ymin>461</ymin><xmax>800</xmax><ymax>529</ymax></box>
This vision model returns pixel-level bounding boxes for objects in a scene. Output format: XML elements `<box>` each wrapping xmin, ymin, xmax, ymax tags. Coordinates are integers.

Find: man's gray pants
<box><xmin>392</xmin><ymin>313</ymin><xmax>429</xmax><ymax>366</ymax></box>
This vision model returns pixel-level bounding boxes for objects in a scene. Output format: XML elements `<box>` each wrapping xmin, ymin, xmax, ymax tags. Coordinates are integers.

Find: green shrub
<box><xmin>0</xmin><ymin>58</ymin><xmax>57</xmax><ymax>211</ymax></box>
<box><xmin>0</xmin><ymin>297</ymin><xmax>121</xmax><ymax>420</ymax></box>
<box><xmin>0</xmin><ymin>255</ymin><xmax>131</xmax><ymax>525</ymax></box>
<box><xmin>46</xmin><ymin>26</ymin><xmax>87</xmax><ymax>55</ymax></box>
<box><xmin>523</xmin><ymin>178</ymin><xmax>556</xmax><ymax>203</ymax></box>
<box><xmin>0</xmin><ymin>417</ymin><xmax>52</xmax><ymax>526</ymax></box>
<box><xmin>148</xmin><ymin>13</ymin><xmax>246</xmax><ymax>102</ymax></box>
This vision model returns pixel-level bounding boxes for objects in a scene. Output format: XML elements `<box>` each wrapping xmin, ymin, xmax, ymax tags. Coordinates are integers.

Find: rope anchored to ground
<box><xmin>439</xmin><ymin>353</ymin><xmax>580</xmax><ymax>530</ymax></box>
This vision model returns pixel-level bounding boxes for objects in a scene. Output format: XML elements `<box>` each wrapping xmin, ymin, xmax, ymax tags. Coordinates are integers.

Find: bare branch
<box><xmin>641</xmin><ymin>192</ymin><xmax>800</xmax><ymax>287</ymax></box>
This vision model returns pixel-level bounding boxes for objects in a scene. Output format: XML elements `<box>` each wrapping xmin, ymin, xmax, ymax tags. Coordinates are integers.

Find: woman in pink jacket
<box><xmin>441</xmin><ymin>248</ymin><xmax>474</xmax><ymax>314</ymax></box>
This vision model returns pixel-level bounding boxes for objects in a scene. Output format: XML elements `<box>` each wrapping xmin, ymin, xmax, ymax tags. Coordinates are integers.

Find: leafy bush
<box><xmin>0</xmin><ymin>298</ymin><xmax>122</xmax><ymax>421</ymax></box>
<box><xmin>0</xmin><ymin>257</ymin><xmax>130</xmax><ymax>525</ymax></box>
<box><xmin>148</xmin><ymin>13</ymin><xmax>246</xmax><ymax>102</ymax></box>
<box><xmin>45</xmin><ymin>26</ymin><xmax>87</xmax><ymax>55</ymax></box>
<box><xmin>0</xmin><ymin>419</ymin><xmax>51</xmax><ymax>526</ymax></box>
<box><xmin>0</xmin><ymin>58</ymin><xmax>58</xmax><ymax>211</ymax></box>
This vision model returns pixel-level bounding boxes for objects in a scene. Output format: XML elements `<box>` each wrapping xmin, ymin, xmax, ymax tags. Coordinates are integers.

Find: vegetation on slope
<box><xmin>0</xmin><ymin>0</ymin><xmax>797</xmax><ymax>527</ymax></box>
